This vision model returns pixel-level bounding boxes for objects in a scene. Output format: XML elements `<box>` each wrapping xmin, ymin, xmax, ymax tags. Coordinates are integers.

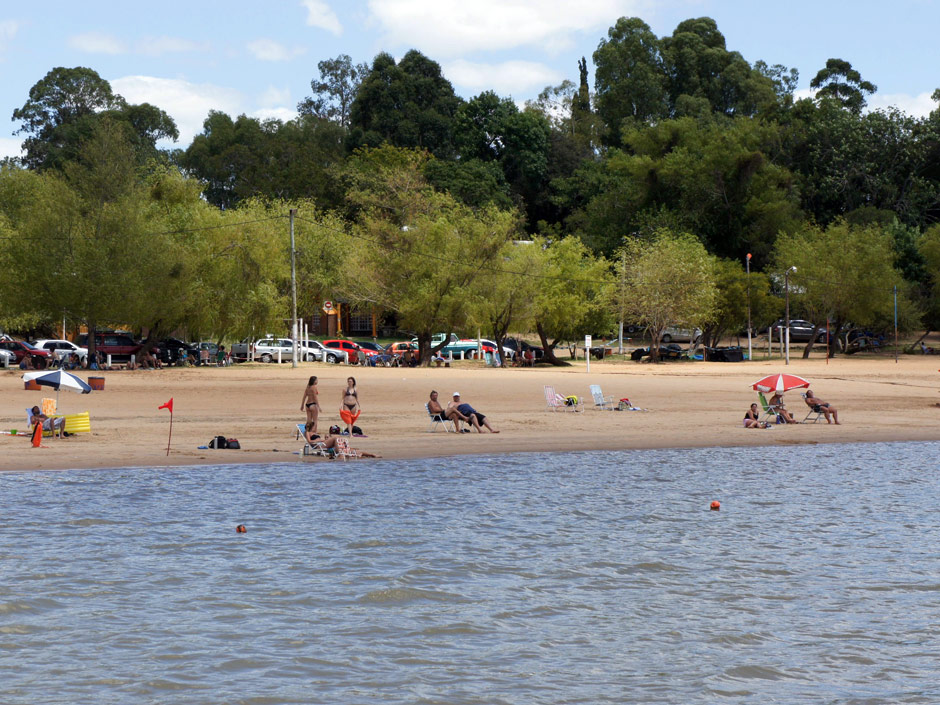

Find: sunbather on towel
<box><xmin>804</xmin><ymin>390</ymin><xmax>840</xmax><ymax>424</ymax></box>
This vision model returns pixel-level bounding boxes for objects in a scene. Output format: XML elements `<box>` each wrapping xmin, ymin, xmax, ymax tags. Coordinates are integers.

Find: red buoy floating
<box><xmin>710</xmin><ymin>501</ymin><xmax>721</xmax><ymax>511</ymax></box>
<box><xmin>236</xmin><ymin>524</ymin><xmax>247</xmax><ymax>533</ymax></box>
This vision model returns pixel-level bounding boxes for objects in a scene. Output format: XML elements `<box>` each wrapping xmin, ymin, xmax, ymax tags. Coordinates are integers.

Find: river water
<box><xmin>2</xmin><ymin>442</ymin><xmax>939</xmax><ymax>704</ymax></box>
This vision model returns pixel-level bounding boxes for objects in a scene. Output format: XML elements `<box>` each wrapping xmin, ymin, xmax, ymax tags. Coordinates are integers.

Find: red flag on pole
<box><xmin>158</xmin><ymin>398</ymin><xmax>174</xmax><ymax>456</ymax></box>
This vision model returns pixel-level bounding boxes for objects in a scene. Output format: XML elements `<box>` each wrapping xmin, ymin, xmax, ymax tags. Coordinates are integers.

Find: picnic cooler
<box><xmin>24</xmin><ymin>380</ymin><xmax>41</xmax><ymax>390</ymax></box>
<box><xmin>88</xmin><ymin>377</ymin><xmax>105</xmax><ymax>391</ymax></box>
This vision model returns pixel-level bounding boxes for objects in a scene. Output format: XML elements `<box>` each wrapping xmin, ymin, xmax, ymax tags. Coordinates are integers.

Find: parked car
<box><xmin>157</xmin><ymin>337</ymin><xmax>199</xmax><ymax>365</ymax></box>
<box><xmin>305</xmin><ymin>340</ymin><xmax>347</xmax><ymax>364</ymax></box>
<box><xmin>32</xmin><ymin>339</ymin><xmax>88</xmax><ymax>364</ymax></box>
<box><xmin>323</xmin><ymin>339</ymin><xmax>362</xmax><ymax>365</ymax></box>
<box><xmin>354</xmin><ymin>341</ymin><xmax>384</xmax><ymax>354</ymax></box>
<box><xmin>503</xmin><ymin>337</ymin><xmax>544</xmax><ymax>360</ymax></box>
<box><xmin>660</xmin><ymin>327</ymin><xmax>702</xmax><ymax>344</ymax></box>
<box><xmin>77</xmin><ymin>332</ymin><xmax>152</xmax><ymax>362</ymax></box>
<box><xmin>771</xmin><ymin>319</ymin><xmax>827</xmax><ymax>343</ymax></box>
<box><xmin>0</xmin><ymin>339</ymin><xmax>52</xmax><ymax>366</ymax></box>
<box><xmin>0</xmin><ymin>348</ymin><xmax>14</xmax><ymax>366</ymax></box>
<box><xmin>386</xmin><ymin>341</ymin><xmax>418</xmax><ymax>355</ymax></box>
<box><xmin>478</xmin><ymin>339</ymin><xmax>515</xmax><ymax>361</ymax></box>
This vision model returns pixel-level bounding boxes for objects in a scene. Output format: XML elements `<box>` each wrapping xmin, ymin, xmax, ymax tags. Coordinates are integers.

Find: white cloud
<box><xmin>136</xmin><ymin>36</ymin><xmax>209</xmax><ymax>56</ymax></box>
<box><xmin>253</xmin><ymin>107</ymin><xmax>299</xmax><ymax>124</ymax></box>
<box><xmin>0</xmin><ymin>19</ymin><xmax>20</xmax><ymax>46</ymax></box>
<box><xmin>247</xmin><ymin>38</ymin><xmax>305</xmax><ymax>62</ymax></box>
<box><xmin>868</xmin><ymin>91</ymin><xmax>937</xmax><ymax>118</ymax></box>
<box><xmin>445</xmin><ymin>59</ymin><xmax>562</xmax><ymax>97</ymax></box>
<box><xmin>367</xmin><ymin>0</ymin><xmax>642</xmax><ymax>56</ymax></box>
<box><xmin>301</xmin><ymin>0</ymin><xmax>342</xmax><ymax>35</ymax></box>
<box><xmin>260</xmin><ymin>85</ymin><xmax>292</xmax><ymax>106</ymax></box>
<box><xmin>110</xmin><ymin>75</ymin><xmax>243</xmax><ymax>146</ymax></box>
<box><xmin>68</xmin><ymin>31</ymin><xmax>127</xmax><ymax>55</ymax></box>
<box><xmin>0</xmin><ymin>137</ymin><xmax>24</xmax><ymax>161</ymax></box>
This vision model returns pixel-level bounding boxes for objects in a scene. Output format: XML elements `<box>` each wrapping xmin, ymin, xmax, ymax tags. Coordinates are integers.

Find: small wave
<box><xmin>358</xmin><ymin>587</ymin><xmax>466</xmax><ymax>604</ymax></box>
<box><xmin>346</xmin><ymin>539</ymin><xmax>389</xmax><ymax>549</ymax></box>
<box><xmin>68</xmin><ymin>518</ymin><xmax>123</xmax><ymax>527</ymax></box>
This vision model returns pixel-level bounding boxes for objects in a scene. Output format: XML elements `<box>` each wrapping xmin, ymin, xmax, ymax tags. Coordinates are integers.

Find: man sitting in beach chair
<box><xmin>29</xmin><ymin>405</ymin><xmax>67</xmax><ymax>438</ymax></box>
<box><xmin>803</xmin><ymin>389</ymin><xmax>840</xmax><ymax>424</ymax></box>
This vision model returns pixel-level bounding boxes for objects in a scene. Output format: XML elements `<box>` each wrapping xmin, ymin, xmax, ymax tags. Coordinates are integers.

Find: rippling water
<box><xmin>2</xmin><ymin>442</ymin><xmax>940</xmax><ymax>704</ymax></box>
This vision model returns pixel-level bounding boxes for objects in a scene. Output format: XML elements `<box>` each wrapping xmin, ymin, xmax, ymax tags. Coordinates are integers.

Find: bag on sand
<box><xmin>208</xmin><ymin>435</ymin><xmax>228</xmax><ymax>449</ymax></box>
<box><xmin>564</xmin><ymin>395</ymin><xmax>579</xmax><ymax>407</ymax></box>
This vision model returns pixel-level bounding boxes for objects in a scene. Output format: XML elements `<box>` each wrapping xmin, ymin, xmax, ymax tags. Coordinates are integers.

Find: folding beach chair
<box><xmin>589</xmin><ymin>384</ymin><xmax>616</xmax><ymax>411</ymax></box>
<box><xmin>544</xmin><ymin>385</ymin><xmax>582</xmax><ymax>412</ymax></box>
<box><xmin>801</xmin><ymin>393</ymin><xmax>824</xmax><ymax>424</ymax></box>
<box><xmin>757</xmin><ymin>392</ymin><xmax>783</xmax><ymax>424</ymax></box>
<box><xmin>334</xmin><ymin>437</ymin><xmax>361</xmax><ymax>461</ymax></box>
<box><xmin>426</xmin><ymin>402</ymin><xmax>456</xmax><ymax>432</ymax></box>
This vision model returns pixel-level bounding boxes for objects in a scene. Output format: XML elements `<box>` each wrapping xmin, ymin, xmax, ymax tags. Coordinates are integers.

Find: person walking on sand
<box><xmin>804</xmin><ymin>389</ymin><xmax>840</xmax><ymax>424</ymax></box>
<box><xmin>448</xmin><ymin>392</ymin><xmax>499</xmax><ymax>433</ymax></box>
<box><xmin>301</xmin><ymin>375</ymin><xmax>320</xmax><ymax>432</ymax></box>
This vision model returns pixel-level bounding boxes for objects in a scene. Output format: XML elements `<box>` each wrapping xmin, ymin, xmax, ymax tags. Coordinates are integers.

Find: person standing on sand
<box><xmin>341</xmin><ymin>376</ymin><xmax>361</xmax><ymax>435</ymax></box>
<box><xmin>301</xmin><ymin>375</ymin><xmax>320</xmax><ymax>432</ymax></box>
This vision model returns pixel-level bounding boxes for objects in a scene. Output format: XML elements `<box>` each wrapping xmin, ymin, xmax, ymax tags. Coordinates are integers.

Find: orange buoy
<box><xmin>236</xmin><ymin>524</ymin><xmax>247</xmax><ymax>533</ymax></box>
<box><xmin>710</xmin><ymin>501</ymin><xmax>720</xmax><ymax>511</ymax></box>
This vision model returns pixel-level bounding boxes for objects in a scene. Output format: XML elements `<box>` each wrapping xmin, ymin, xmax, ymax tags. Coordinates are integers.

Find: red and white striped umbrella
<box><xmin>751</xmin><ymin>373</ymin><xmax>810</xmax><ymax>394</ymax></box>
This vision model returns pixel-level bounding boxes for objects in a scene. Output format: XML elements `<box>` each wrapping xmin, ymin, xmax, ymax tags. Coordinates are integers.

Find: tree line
<box><xmin>1</xmin><ymin>15</ymin><xmax>939</xmax><ymax>363</ymax></box>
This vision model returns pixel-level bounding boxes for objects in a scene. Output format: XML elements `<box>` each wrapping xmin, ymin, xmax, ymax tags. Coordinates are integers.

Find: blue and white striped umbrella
<box><xmin>23</xmin><ymin>369</ymin><xmax>92</xmax><ymax>395</ymax></box>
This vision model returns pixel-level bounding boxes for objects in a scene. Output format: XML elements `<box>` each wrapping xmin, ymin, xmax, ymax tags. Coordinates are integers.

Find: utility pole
<box><xmin>746</xmin><ymin>253</ymin><xmax>752</xmax><ymax>362</ymax></box>
<box><xmin>785</xmin><ymin>266</ymin><xmax>796</xmax><ymax>365</ymax></box>
<box><xmin>289</xmin><ymin>208</ymin><xmax>298</xmax><ymax>369</ymax></box>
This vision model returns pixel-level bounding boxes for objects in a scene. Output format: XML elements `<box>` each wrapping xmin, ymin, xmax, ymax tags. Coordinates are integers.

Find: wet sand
<box><xmin>2</xmin><ymin>353</ymin><xmax>939</xmax><ymax>471</ymax></box>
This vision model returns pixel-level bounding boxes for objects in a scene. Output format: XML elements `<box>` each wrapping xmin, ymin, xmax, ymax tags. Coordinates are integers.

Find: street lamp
<box><xmin>746</xmin><ymin>253</ymin><xmax>752</xmax><ymax>362</ymax></box>
<box><xmin>784</xmin><ymin>266</ymin><xmax>797</xmax><ymax>365</ymax></box>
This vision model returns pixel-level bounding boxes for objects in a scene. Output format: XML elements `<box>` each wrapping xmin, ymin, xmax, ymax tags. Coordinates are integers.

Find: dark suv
<box><xmin>77</xmin><ymin>332</ymin><xmax>150</xmax><ymax>362</ymax></box>
<box><xmin>157</xmin><ymin>338</ymin><xmax>198</xmax><ymax>365</ymax></box>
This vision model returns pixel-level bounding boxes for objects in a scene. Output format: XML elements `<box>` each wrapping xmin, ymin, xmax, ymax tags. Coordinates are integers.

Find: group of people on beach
<box><xmin>427</xmin><ymin>390</ymin><xmax>499</xmax><ymax>433</ymax></box>
<box><xmin>299</xmin><ymin>375</ymin><xmax>365</xmax><ymax>450</ymax></box>
<box><xmin>744</xmin><ymin>389</ymin><xmax>840</xmax><ymax>428</ymax></box>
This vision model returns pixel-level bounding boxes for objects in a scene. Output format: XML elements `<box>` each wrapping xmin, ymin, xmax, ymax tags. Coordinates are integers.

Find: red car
<box><xmin>0</xmin><ymin>339</ymin><xmax>51</xmax><ymax>366</ymax></box>
<box><xmin>322</xmin><ymin>339</ymin><xmax>362</xmax><ymax>365</ymax></box>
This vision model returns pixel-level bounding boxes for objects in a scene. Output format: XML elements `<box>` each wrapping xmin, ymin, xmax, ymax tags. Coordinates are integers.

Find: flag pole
<box><xmin>159</xmin><ymin>398</ymin><xmax>174</xmax><ymax>456</ymax></box>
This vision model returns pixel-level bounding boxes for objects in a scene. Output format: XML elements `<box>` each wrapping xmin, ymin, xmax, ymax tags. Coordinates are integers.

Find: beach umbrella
<box><xmin>23</xmin><ymin>369</ymin><xmax>92</xmax><ymax>406</ymax></box>
<box><xmin>751</xmin><ymin>373</ymin><xmax>810</xmax><ymax>394</ymax></box>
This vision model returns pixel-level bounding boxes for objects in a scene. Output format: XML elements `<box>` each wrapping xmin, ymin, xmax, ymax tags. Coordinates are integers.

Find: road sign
<box><xmin>322</xmin><ymin>300</ymin><xmax>333</xmax><ymax>314</ymax></box>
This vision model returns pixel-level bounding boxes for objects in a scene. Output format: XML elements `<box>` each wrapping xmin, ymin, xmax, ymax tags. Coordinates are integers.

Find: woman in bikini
<box><xmin>300</xmin><ymin>376</ymin><xmax>320</xmax><ymax>432</ymax></box>
<box><xmin>743</xmin><ymin>402</ymin><xmax>769</xmax><ymax>428</ymax></box>
<box><xmin>341</xmin><ymin>376</ymin><xmax>360</xmax><ymax>435</ymax></box>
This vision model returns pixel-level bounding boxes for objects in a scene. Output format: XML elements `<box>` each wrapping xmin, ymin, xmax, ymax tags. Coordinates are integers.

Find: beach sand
<box><xmin>3</xmin><ymin>353</ymin><xmax>939</xmax><ymax>471</ymax></box>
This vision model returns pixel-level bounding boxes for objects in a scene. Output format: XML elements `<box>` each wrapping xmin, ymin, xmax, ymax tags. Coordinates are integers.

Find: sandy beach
<box><xmin>3</xmin><ymin>353</ymin><xmax>939</xmax><ymax>471</ymax></box>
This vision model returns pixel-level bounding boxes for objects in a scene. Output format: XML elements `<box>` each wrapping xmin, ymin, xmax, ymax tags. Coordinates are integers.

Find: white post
<box><xmin>277</xmin><ymin>347</ymin><xmax>282</xmax><ymax>364</ymax></box>
<box><xmin>106</xmin><ymin>354</ymin><xmax>112</xmax><ymax>368</ymax></box>
<box><xmin>768</xmin><ymin>327</ymin><xmax>772</xmax><ymax>358</ymax></box>
<box><xmin>585</xmin><ymin>335</ymin><xmax>592</xmax><ymax>374</ymax></box>
<box><xmin>131</xmin><ymin>354</ymin><xmax>135</xmax><ymax>366</ymax></box>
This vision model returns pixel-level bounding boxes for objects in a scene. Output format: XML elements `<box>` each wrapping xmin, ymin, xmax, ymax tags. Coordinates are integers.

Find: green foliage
<box><xmin>297</xmin><ymin>54</ymin><xmax>369</xmax><ymax>127</ymax></box>
<box><xmin>810</xmin><ymin>58</ymin><xmax>876</xmax><ymax>113</ymax></box>
<box><xmin>180</xmin><ymin>112</ymin><xmax>346</xmax><ymax>211</ymax></box>
<box><xmin>532</xmin><ymin>237</ymin><xmax>614</xmax><ymax>363</ymax></box>
<box><xmin>348</xmin><ymin>51</ymin><xmax>461</xmax><ymax>159</ymax></box>
<box><xmin>700</xmin><ymin>258</ymin><xmax>779</xmax><ymax>346</ymax></box>
<box><xmin>616</xmin><ymin>230</ymin><xmax>717</xmax><ymax>359</ymax></box>
<box><xmin>773</xmin><ymin>221</ymin><xmax>915</xmax><ymax>352</ymax></box>
<box><xmin>12</xmin><ymin>66</ymin><xmax>178</xmax><ymax>171</ymax></box>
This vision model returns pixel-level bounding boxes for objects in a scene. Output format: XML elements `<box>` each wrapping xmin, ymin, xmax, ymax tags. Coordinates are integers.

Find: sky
<box><xmin>1</xmin><ymin>0</ymin><xmax>939</xmax><ymax>160</ymax></box>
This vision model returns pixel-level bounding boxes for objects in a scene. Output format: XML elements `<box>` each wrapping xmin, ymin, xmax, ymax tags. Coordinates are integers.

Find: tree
<box><xmin>347</xmin><ymin>51</ymin><xmax>461</xmax><ymax>159</ymax></box>
<box><xmin>297</xmin><ymin>54</ymin><xmax>369</xmax><ymax>127</ymax></box>
<box><xmin>180</xmin><ymin>111</ymin><xmax>345</xmax><ymax>210</ymax></box>
<box><xmin>12</xmin><ymin>66</ymin><xmax>177</xmax><ymax>171</ymax></box>
<box><xmin>592</xmin><ymin>17</ymin><xmax>667</xmax><ymax>144</ymax></box>
<box><xmin>617</xmin><ymin>230</ymin><xmax>717</xmax><ymax>360</ymax></box>
<box><xmin>773</xmin><ymin>221</ymin><xmax>912</xmax><ymax>356</ymax></box>
<box><xmin>531</xmin><ymin>236</ymin><xmax>613</xmax><ymax>365</ymax></box>
<box><xmin>699</xmin><ymin>258</ymin><xmax>779</xmax><ymax>348</ymax></box>
<box><xmin>340</xmin><ymin>146</ymin><xmax>516</xmax><ymax>364</ymax></box>
<box><xmin>810</xmin><ymin>58</ymin><xmax>876</xmax><ymax>113</ymax></box>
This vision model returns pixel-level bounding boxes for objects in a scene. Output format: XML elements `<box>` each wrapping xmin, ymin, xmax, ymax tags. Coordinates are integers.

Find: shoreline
<box><xmin>3</xmin><ymin>354</ymin><xmax>939</xmax><ymax>472</ymax></box>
